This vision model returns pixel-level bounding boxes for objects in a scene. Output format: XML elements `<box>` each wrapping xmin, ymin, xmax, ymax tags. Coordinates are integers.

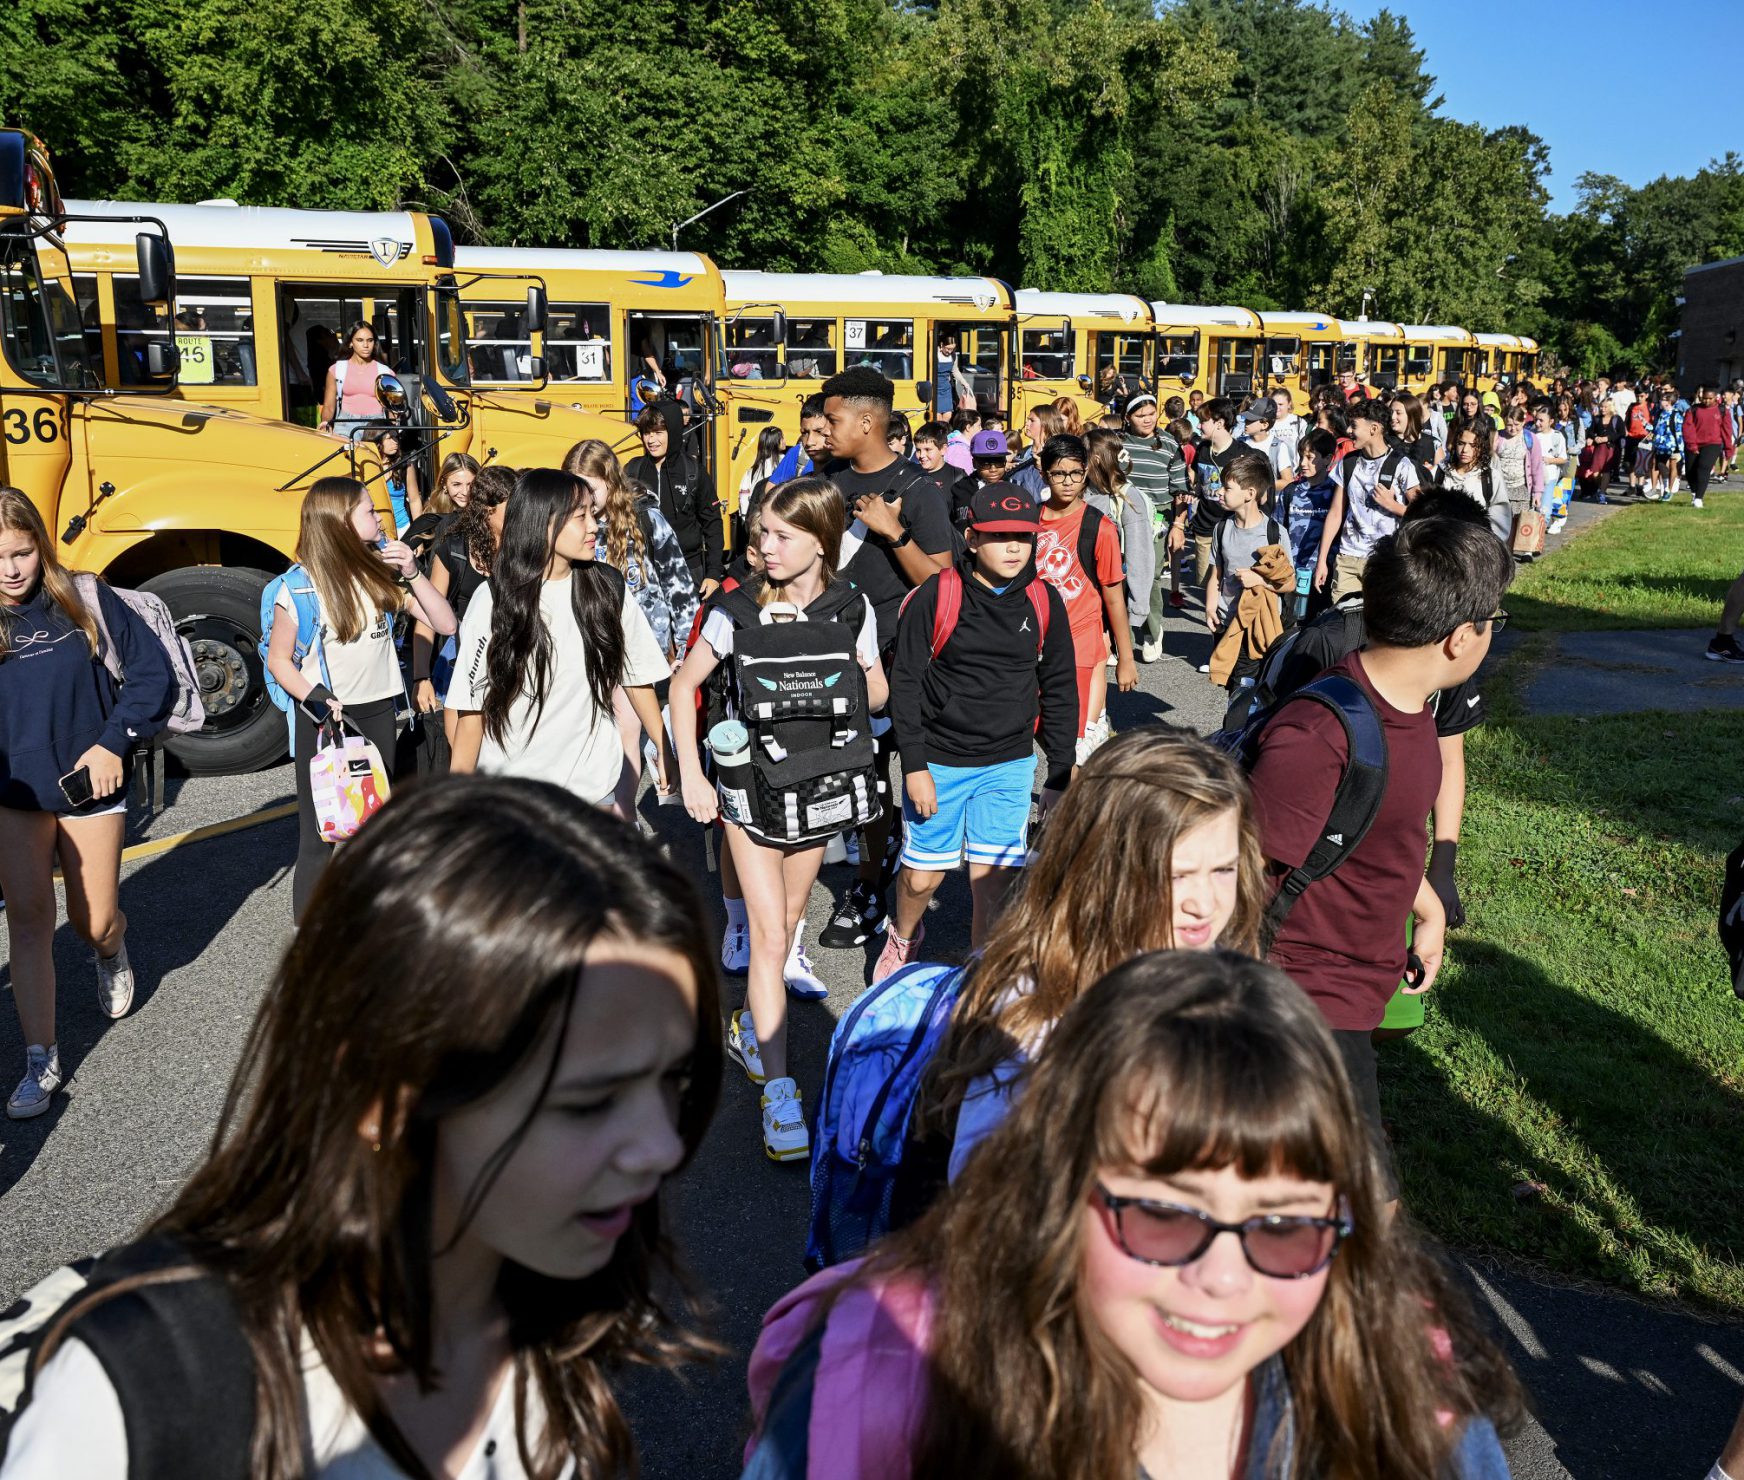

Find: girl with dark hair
<box><xmin>371</xmin><ymin>424</ymin><xmax>424</xmax><ymax>534</ymax></box>
<box><xmin>1388</xmin><ymin>392</ymin><xmax>1436</xmax><ymax>482</ymax></box>
<box><xmin>267</xmin><ymin>477</ymin><xmax>455</xmax><ymax>918</ymax></box>
<box><xmin>1437</xmin><ymin>421</ymin><xmax>1511</xmax><ymax>543</ymax></box>
<box><xmin>447</xmin><ymin>469</ymin><xmax>672</xmax><ymax>815</ymax></box>
<box><xmin>410</xmin><ymin>464</ymin><xmax>516</xmax><ymax>752</ymax></box>
<box><xmin>0</xmin><ymin>488</ymin><xmax>175</xmax><ymax>1118</ymax></box>
<box><xmin>320</xmin><ymin>320</ymin><xmax>389</xmax><ymax>442</ymax></box>
<box><xmin>745</xmin><ymin>950</ymin><xmax>1521</xmax><ymax>1479</ymax></box>
<box><xmin>670</xmin><ymin>476</ymin><xmax>888</xmax><ymax>1163</ymax></box>
<box><xmin>1084</xmin><ymin>427</ymin><xmax>1154</xmax><ymax>642</ymax></box>
<box><xmin>3</xmin><ymin>776</ymin><xmax>722</xmax><ymax>1479</ymax></box>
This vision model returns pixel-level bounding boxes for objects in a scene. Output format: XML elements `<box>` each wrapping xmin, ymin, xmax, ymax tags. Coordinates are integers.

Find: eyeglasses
<box><xmin>1094</xmin><ymin>1184</ymin><xmax>1352</xmax><ymax>1279</ymax></box>
<box><xmin>1047</xmin><ymin>468</ymin><xmax>1087</xmax><ymax>483</ymax></box>
<box><xmin>1480</xmin><ymin>608</ymin><xmax>1508</xmax><ymax>633</ymax></box>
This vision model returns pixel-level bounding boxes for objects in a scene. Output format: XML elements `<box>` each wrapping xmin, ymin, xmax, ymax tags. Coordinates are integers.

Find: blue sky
<box><xmin>1343</xmin><ymin>0</ymin><xmax>1744</xmax><ymax>212</ymax></box>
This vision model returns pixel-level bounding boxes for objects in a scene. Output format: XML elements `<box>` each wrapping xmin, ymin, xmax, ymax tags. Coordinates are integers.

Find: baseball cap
<box><xmin>969</xmin><ymin>428</ymin><xmax>1009</xmax><ymax>460</ymax></box>
<box><xmin>1243</xmin><ymin>400</ymin><xmax>1276</xmax><ymax>425</ymax></box>
<box><xmin>968</xmin><ymin>486</ymin><xmax>1039</xmax><ymax>534</ymax></box>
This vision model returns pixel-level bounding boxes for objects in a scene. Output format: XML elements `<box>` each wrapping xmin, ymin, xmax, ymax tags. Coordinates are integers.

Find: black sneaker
<box><xmin>818</xmin><ymin>879</ymin><xmax>887</xmax><ymax>948</ymax></box>
<box><xmin>1705</xmin><ymin>634</ymin><xmax>1744</xmax><ymax>664</ymax></box>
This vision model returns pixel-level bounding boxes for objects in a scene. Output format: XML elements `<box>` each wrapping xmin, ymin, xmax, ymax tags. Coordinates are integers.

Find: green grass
<box><xmin>1387</xmin><ymin>677</ymin><xmax>1744</xmax><ymax>1310</ymax></box>
<box><xmin>1508</xmin><ymin>487</ymin><xmax>1744</xmax><ymax>632</ymax></box>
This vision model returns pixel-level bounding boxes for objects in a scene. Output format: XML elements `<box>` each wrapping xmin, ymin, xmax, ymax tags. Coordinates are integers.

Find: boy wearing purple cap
<box><xmin>877</xmin><ymin>485</ymin><xmax>1078</xmax><ymax>980</ymax></box>
<box><xmin>947</xmin><ymin>427</ymin><xmax>1019</xmax><ymax>535</ymax></box>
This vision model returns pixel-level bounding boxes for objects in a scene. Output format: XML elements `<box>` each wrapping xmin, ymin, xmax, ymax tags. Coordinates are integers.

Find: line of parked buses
<box><xmin>0</xmin><ymin>128</ymin><xmax>1540</xmax><ymax>775</ymax></box>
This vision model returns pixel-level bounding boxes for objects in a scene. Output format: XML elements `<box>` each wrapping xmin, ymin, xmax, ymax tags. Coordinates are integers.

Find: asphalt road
<box><xmin>1</xmin><ymin>550</ymin><xmax>1735</xmax><ymax>1478</ymax></box>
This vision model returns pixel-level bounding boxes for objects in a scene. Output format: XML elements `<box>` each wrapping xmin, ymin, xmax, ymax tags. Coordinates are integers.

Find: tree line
<box><xmin>6</xmin><ymin>0</ymin><xmax>1741</xmax><ymax>375</ymax></box>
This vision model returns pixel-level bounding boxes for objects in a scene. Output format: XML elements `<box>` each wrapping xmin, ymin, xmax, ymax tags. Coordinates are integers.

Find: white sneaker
<box><xmin>7</xmin><ymin>1045</ymin><xmax>62</xmax><ymax>1120</ymax></box>
<box><xmin>784</xmin><ymin>926</ymin><xmax>828</xmax><ymax>1001</ymax></box>
<box><xmin>727</xmin><ymin>1009</ymin><xmax>766</xmax><ymax>1084</ymax></box>
<box><xmin>1547</xmin><ymin>517</ymin><xmax>1566</xmax><ymax>534</ymax></box>
<box><xmin>1693</xmin><ymin>497</ymin><xmax>1705</xmax><ymax>509</ymax></box>
<box><xmin>95</xmin><ymin>940</ymin><xmax>134</xmax><ymax>1019</ymax></box>
<box><xmin>1140</xmin><ymin>638</ymin><xmax>1163</xmax><ymax>664</ymax></box>
<box><xmin>1197</xmin><ymin>661</ymin><xmax>1211</xmax><ymax>674</ymax></box>
<box><xmin>761</xmin><ymin>1076</ymin><xmax>809</xmax><ymax>1162</ymax></box>
<box><xmin>720</xmin><ymin>921</ymin><xmax>750</xmax><ymax>974</ymax></box>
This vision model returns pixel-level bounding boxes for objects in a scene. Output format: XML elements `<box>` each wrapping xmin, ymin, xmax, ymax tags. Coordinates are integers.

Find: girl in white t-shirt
<box><xmin>0</xmin><ymin>777</ymin><xmax>724</xmax><ymax>1480</ymax></box>
<box><xmin>266</xmin><ymin>476</ymin><xmax>455</xmax><ymax>920</ymax></box>
<box><xmin>446</xmin><ymin>468</ymin><xmax>674</xmax><ymax>812</ymax></box>
<box><xmin>670</xmin><ymin>477</ymin><xmax>888</xmax><ymax>1163</ymax></box>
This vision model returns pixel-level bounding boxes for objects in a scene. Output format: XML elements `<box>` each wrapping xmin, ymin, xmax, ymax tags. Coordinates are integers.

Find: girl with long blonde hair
<box><xmin>0</xmin><ymin>488</ymin><xmax>177</xmax><ymax>1117</ymax></box>
<box><xmin>745</xmin><ymin>951</ymin><xmax>1522</xmax><ymax>1479</ymax></box>
<box><xmin>265</xmin><ymin>477</ymin><xmax>455</xmax><ymax>919</ymax></box>
<box><xmin>670</xmin><ymin>476</ymin><xmax>889</xmax><ymax>1164</ymax></box>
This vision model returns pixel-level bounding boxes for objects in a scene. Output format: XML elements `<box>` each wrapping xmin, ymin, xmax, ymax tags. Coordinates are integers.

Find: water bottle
<box><xmin>708</xmin><ymin>720</ymin><xmax>755</xmax><ymax>829</ymax></box>
<box><xmin>1295</xmin><ymin>565</ymin><xmax>1313</xmax><ymax>621</ymax></box>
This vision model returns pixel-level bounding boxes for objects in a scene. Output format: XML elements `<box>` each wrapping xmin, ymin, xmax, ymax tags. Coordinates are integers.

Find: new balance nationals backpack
<box><xmin>714</xmin><ymin>580</ymin><xmax>882</xmax><ymax>845</ymax></box>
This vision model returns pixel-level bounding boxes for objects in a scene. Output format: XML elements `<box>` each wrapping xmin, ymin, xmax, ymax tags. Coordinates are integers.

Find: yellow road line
<box><xmin>118</xmin><ymin>802</ymin><xmax>297</xmax><ymax>864</ymax></box>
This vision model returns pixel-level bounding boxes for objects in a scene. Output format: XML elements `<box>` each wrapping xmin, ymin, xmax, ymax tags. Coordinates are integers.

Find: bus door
<box><xmin>1307</xmin><ymin>342</ymin><xmax>1336</xmax><ymax>391</ymax></box>
<box><xmin>1367</xmin><ymin>344</ymin><xmax>1403</xmax><ymax>390</ymax></box>
<box><xmin>1404</xmin><ymin>342</ymin><xmax>1434</xmax><ymax>393</ymax></box>
<box><xmin>1439</xmin><ymin>347</ymin><xmax>1468</xmax><ymax>386</ymax></box>
<box><xmin>1262</xmin><ymin>336</ymin><xmax>1301</xmax><ymax>397</ymax></box>
<box><xmin>932</xmin><ymin>320</ymin><xmax>1007</xmax><ymax>419</ymax></box>
<box><xmin>1019</xmin><ymin>319</ymin><xmax>1071</xmax><ymax>384</ymax></box>
<box><xmin>1092</xmin><ymin>329</ymin><xmax>1150</xmax><ymax>399</ymax></box>
<box><xmin>1153</xmin><ymin>331</ymin><xmax>1200</xmax><ymax>395</ymax></box>
<box><xmin>1212</xmin><ymin>335</ymin><xmax>1257</xmax><ymax>399</ymax></box>
<box><xmin>627</xmin><ymin>310</ymin><xmax>717</xmax><ymax>467</ymax></box>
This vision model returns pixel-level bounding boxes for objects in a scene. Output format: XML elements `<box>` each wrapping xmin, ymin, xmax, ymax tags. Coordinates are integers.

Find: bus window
<box><xmin>432</xmin><ymin>281</ymin><xmax>471</xmax><ymax>389</ymax></box>
<box><xmin>847</xmin><ymin>318</ymin><xmax>913</xmax><ymax>379</ymax></box>
<box><xmin>117</xmin><ymin>275</ymin><xmax>256</xmax><ymax>387</ymax></box>
<box><xmin>464</xmin><ymin>300</ymin><xmax>541</xmax><ymax>381</ymax></box>
<box><xmin>1264</xmin><ymin>336</ymin><xmax>1301</xmax><ymax>378</ymax></box>
<box><xmin>543</xmin><ymin>302</ymin><xmax>610</xmax><ymax>382</ymax></box>
<box><xmin>1155</xmin><ymin>332</ymin><xmax>1198</xmax><ymax>382</ymax></box>
<box><xmin>72</xmin><ymin>273</ymin><xmax>105</xmax><ymax>371</ymax></box>
<box><xmin>1404</xmin><ymin>345</ymin><xmax>1433</xmax><ymax>383</ymax></box>
<box><xmin>727</xmin><ymin>316</ymin><xmax>781</xmax><ymax>381</ymax></box>
<box><xmin>0</xmin><ymin>237</ymin><xmax>98</xmax><ymax>389</ymax></box>
<box><xmin>1439</xmin><ymin>347</ymin><xmax>1467</xmax><ymax>383</ymax></box>
<box><xmin>1021</xmin><ymin>325</ymin><xmax>1071</xmax><ymax>381</ymax></box>
<box><xmin>1214</xmin><ymin>338</ymin><xmax>1256</xmax><ymax>397</ymax></box>
<box><xmin>1336</xmin><ymin>341</ymin><xmax>1359</xmax><ymax>376</ymax></box>
<box><xmin>784</xmin><ymin>318</ymin><xmax>836</xmax><ymax>380</ymax></box>
<box><xmin>1307</xmin><ymin>343</ymin><xmax>1335</xmax><ymax>388</ymax></box>
<box><xmin>1368</xmin><ymin>345</ymin><xmax>1402</xmax><ymax>390</ymax></box>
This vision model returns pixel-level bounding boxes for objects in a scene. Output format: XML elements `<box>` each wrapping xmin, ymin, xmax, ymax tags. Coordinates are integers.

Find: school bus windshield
<box><xmin>0</xmin><ymin>233</ymin><xmax>99</xmax><ymax>390</ymax></box>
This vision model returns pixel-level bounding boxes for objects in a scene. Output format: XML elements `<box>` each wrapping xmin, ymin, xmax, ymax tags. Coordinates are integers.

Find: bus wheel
<box><xmin>146</xmin><ymin>566</ymin><xmax>287</xmax><ymax>776</ymax></box>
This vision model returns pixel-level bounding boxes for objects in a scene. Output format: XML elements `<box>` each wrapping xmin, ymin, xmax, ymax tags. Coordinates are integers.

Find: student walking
<box><xmin>878</xmin><ymin>485</ymin><xmax>1078</xmax><ymax>979</ymax></box>
<box><xmin>1277</xmin><ymin>426</ymin><xmax>1340</xmax><ymax>619</ymax></box>
<box><xmin>1248</xmin><ymin>517</ymin><xmax>1514</xmax><ymax>1200</ymax></box>
<box><xmin>1179</xmin><ymin>397</ymin><xmax>1241</xmax><ymax>597</ymax></box>
<box><xmin>1083</xmin><ymin>427</ymin><xmax>1155</xmax><ymax>650</ymax></box>
<box><xmin>671</xmin><ymin>477</ymin><xmax>889</xmax><ymax>1162</ymax></box>
<box><xmin>745</xmin><ymin>952</ymin><xmax>1522</xmax><ymax>1479</ymax></box>
<box><xmin>1120</xmin><ymin>394</ymin><xmax>1190</xmax><ymax>662</ymax></box>
<box><xmin>1533</xmin><ymin>401</ymin><xmax>1571</xmax><ymax>533</ymax></box>
<box><xmin>0</xmin><ymin>777</ymin><xmax>722</xmax><ymax>1478</ymax></box>
<box><xmin>0</xmin><ymin>489</ymin><xmax>176</xmax><ymax>1119</ymax></box>
<box><xmin>266</xmin><ymin>477</ymin><xmax>455</xmax><ymax>921</ymax></box>
<box><xmin>447</xmin><ymin>468</ymin><xmax>673</xmax><ymax>816</ymax></box>
<box><xmin>1439</xmin><ymin>421</ymin><xmax>1511</xmax><ymax>542</ymax></box>
<box><xmin>1034</xmin><ymin>434</ymin><xmax>1136</xmax><ymax>756</ymax></box>
<box><xmin>1683</xmin><ymin>386</ymin><xmax>1735</xmax><ymax>509</ymax></box>
<box><xmin>318</xmin><ymin>320</ymin><xmax>388</xmax><ymax>441</ymax></box>
<box><xmin>1316</xmin><ymin>400</ymin><xmax>1423</xmax><ymax>600</ymax></box>
<box><xmin>1205</xmin><ymin>450</ymin><xmax>1293</xmax><ymax>692</ymax></box>
<box><xmin>623</xmin><ymin>400</ymin><xmax>724</xmax><ymax>594</ymax></box>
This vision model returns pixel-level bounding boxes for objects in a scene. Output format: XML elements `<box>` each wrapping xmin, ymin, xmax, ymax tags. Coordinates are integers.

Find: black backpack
<box><xmin>1213</xmin><ymin>666</ymin><xmax>1389</xmax><ymax>946</ymax></box>
<box><xmin>713</xmin><ymin>580</ymin><xmax>882</xmax><ymax>845</ymax></box>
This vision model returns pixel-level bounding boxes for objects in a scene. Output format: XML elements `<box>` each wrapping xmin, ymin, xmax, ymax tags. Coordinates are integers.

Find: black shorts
<box><xmin>1332</xmin><ymin>1029</ymin><xmax>1399</xmax><ymax>1201</ymax></box>
<box><xmin>1654</xmin><ymin>450</ymin><xmax>1675</xmax><ymax>470</ymax></box>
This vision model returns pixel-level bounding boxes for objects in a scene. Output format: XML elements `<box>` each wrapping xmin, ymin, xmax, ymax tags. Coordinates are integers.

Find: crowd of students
<box><xmin>0</xmin><ymin>353</ymin><xmax>1736</xmax><ymax>1477</ymax></box>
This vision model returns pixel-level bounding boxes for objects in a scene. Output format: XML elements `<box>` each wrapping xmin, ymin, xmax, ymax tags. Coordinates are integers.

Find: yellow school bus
<box><xmin>62</xmin><ymin>199</ymin><xmax>635</xmax><ymax>485</ymax></box>
<box><xmin>2</xmin><ymin>131</ymin><xmax>403</xmax><ymax>775</ymax></box>
<box><xmin>1473</xmin><ymin>332</ymin><xmax>1526</xmax><ymax>393</ymax></box>
<box><xmin>1405</xmin><ymin>324</ymin><xmax>1479</xmax><ymax>389</ymax></box>
<box><xmin>1011</xmin><ymin>289</ymin><xmax>1153</xmax><ymax>429</ymax></box>
<box><xmin>1518</xmin><ymin>337</ymin><xmax>1540</xmax><ymax>383</ymax></box>
<box><xmin>454</xmin><ymin>244</ymin><xmax>724</xmax><ymax>476</ymax></box>
<box><xmin>1339</xmin><ymin>320</ymin><xmax>1409</xmax><ymax>391</ymax></box>
<box><xmin>1256</xmin><ymin>311</ymin><xmax>1346</xmax><ymax>412</ymax></box>
<box><xmin>718</xmin><ymin>270</ymin><xmax>1015</xmax><ymax>500</ymax></box>
<box><xmin>1151</xmin><ymin>304</ymin><xmax>1264</xmax><ymax>402</ymax></box>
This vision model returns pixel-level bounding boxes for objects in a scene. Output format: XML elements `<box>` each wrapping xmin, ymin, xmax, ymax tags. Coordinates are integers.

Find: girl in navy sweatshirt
<box><xmin>0</xmin><ymin>487</ymin><xmax>175</xmax><ymax>1120</ymax></box>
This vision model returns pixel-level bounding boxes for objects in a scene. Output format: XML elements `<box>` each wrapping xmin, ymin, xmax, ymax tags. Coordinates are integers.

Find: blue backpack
<box><xmin>258</xmin><ymin>566</ymin><xmax>329</xmax><ymax>747</ymax></box>
<box><xmin>804</xmin><ymin>961</ymin><xmax>968</xmax><ymax>1273</ymax></box>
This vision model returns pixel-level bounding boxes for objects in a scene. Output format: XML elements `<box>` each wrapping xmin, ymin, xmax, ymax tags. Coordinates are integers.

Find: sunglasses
<box><xmin>1094</xmin><ymin>1184</ymin><xmax>1352</xmax><ymax>1279</ymax></box>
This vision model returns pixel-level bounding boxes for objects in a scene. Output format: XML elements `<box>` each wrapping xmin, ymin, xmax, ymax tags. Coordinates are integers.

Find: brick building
<box><xmin>1679</xmin><ymin>256</ymin><xmax>1744</xmax><ymax>392</ymax></box>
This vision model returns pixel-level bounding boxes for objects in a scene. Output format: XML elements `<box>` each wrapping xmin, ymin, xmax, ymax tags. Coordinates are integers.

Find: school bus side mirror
<box><xmin>0</xmin><ymin>131</ymin><xmax>25</xmax><ymax>214</ymax></box>
<box><xmin>135</xmin><ymin>232</ymin><xmax>175</xmax><ymax>307</ymax></box>
<box><xmin>144</xmin><ymin>341</ymin><xmax>179</xmax><ymax>379</ymax></box>
<box><xmin>771</xmin><ymin>310</ymin><xmax>787</xmax><ymax>344</ymax></box>
<box><xmin>1077</xmin><ymin>375</ymin><xmax>1091</xmax><ymax>391</ymax></box>
<box><xmin>376</xmin><ymin>374</ymin><xmax>409</xmax><ymax>416</ymax></box>
<box><xmin>915</xmin><ymin>379</ymin><xmax>933</xmax><ymax>405</ymax></box>
<box><xmin>524</xmin><ymin>286</ymin><xmax>547</xmax><ymax>337</ymax></box>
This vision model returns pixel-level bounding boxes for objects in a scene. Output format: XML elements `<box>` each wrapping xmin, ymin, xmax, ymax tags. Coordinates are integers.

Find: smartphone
<box><xmin>58</xmin><ymin>766</ymin><xmax>95</xmax><ymax>808</ymax></box>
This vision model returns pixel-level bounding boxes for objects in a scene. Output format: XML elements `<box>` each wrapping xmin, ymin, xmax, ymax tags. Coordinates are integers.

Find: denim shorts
<box><xmin>900</xmin><ymin>755</ymin><xmax>1036</xmax><ymax>871</ymax></box>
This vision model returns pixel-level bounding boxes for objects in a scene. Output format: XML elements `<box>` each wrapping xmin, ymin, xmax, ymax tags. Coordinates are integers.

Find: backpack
<box><xmin>804</xmin><ymin>961</ymin><xmax>969</xmax><ymax>1272</ymax></box>
<box><xmin>714</xmin><ymin>580</ymin><xmax>881</xmax><ymax>846</ymax></box>
<box><xmin>1337</xmin><ymin>448</ymin><xmax>1407</xmax><ymax>511</ymax></box>
<box><xmin>258</xmin><ymin>566</ymin><xmax>328</xmax><ymax>744</ymax></box>
<box><xmin>1212</xmin><ymin>670</ymin><xmax>1389</xmax><ymax>945</ymax></box>
<box><xmin>72</xmin><ymin>573</ymin><xmax>205</xmax><ymax>736</ymax></box>
<box><xmin>919</xmin><ymin>565</ymin><xmax>1051</xmax><ymax>658</ymax></box>
<box><xmin>1066</xmin><ymin>503</ymin><xmax>1110</xmax><ymax>594</ymax></box>
<box><xmin>1212</xmin><ymin>516</ymin><xmax>1284</xmax><ymax>583</ymax></box>
<box><xmin>0</xmin><ymin>1236</ymin><xmax>260</xmax><ymax>1474</ymax></box>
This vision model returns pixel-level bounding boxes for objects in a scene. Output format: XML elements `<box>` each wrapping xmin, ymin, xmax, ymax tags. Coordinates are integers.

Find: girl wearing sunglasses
<box><xmin>743</xmin><ymin>951</ymin><xmax>1521</xmax><ymax>1478</ymax></box>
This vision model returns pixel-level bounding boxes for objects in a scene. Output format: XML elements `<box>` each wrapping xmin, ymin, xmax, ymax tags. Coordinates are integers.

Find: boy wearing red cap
<box><xmin>877</xmin><ymin>486</ymin><xmax>1078</xmax><ymax>979</ymax></box>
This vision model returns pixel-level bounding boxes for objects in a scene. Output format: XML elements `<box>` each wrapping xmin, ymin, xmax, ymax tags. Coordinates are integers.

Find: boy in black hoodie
<box><xmin>624</xmin><ymin>399</ymin><xmax>724</xmax><ymax>594</ymax></box>
<box><xmin>876</xmin><ymin>486</ymin><xmax>1077</xmax><ymax>979</ymax></box>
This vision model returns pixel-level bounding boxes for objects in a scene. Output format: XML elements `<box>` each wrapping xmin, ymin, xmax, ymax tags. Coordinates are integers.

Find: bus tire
<box><xmin>146</xmin><ymin>565</ymin><xmax>287</xmax><ymax>776</ymax></box>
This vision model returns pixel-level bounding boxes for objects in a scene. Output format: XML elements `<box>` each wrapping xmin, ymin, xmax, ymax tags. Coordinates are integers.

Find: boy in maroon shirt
<box><xmin>1249</xmin><ymin>517</ymin><xmax>1514</xmax><ymax>1200</ymax></box>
